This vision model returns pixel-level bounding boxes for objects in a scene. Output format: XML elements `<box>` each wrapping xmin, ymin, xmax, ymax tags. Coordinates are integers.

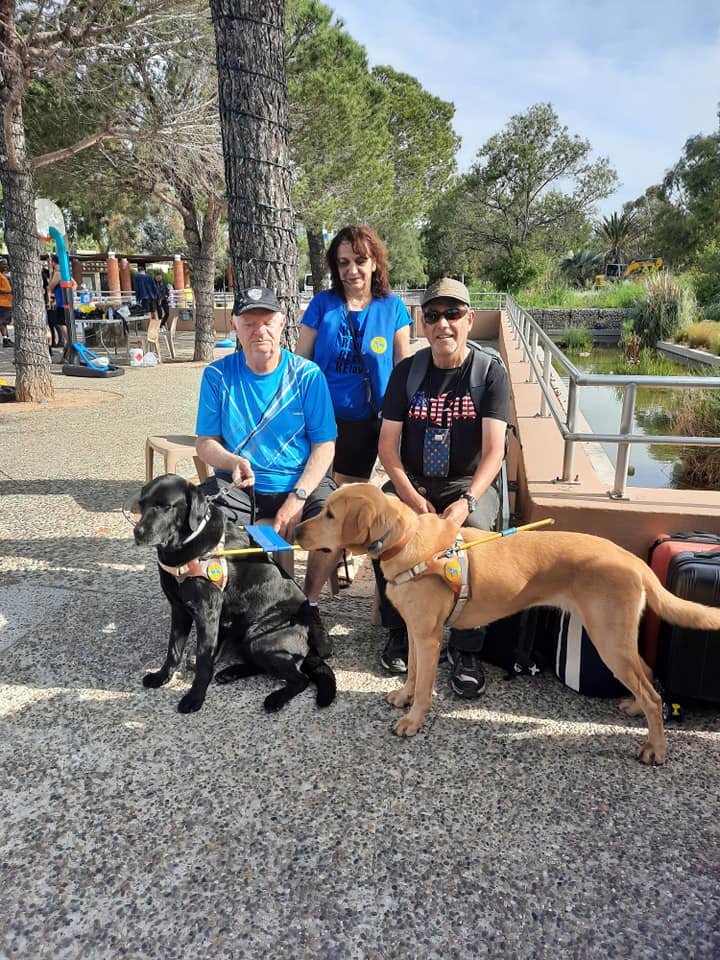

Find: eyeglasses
<box><xmin>422</xmin><ymin>306</ymin><xmax>469</xmax><ymax>325</ymax></box>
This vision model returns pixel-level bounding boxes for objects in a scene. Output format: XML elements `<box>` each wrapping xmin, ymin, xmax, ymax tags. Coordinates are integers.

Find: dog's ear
<box><xmin>186</xmin><ymin>483</ymin><xmax>208</xmax><ymax>531</ymax></box>
<box><xmin>342</xmin><ymin>494</ymin><xmax>397</xmax><ymax>555</ymax></box>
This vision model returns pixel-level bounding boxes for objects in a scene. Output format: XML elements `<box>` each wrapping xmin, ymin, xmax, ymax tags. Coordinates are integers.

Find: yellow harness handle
<box><xmin>458</xmin><ymin>517</ymin><xmax>555</xmax><ymax>551</ymax></box>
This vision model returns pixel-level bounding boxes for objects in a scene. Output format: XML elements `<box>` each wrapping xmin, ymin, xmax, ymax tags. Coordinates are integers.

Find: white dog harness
<box><xmin>157</xmin><ymin>520</ymin><xmax>229</xmax><ymax>591</ymax></box>
<box><xmin>385</xmin><ymin>534</ymin><xmax>471</xmax><ymax>625</ymax></box>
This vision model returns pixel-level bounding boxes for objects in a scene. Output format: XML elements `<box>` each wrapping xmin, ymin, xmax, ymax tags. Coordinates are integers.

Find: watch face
<box><xmin>294</xmin><ymin>487</ymin><xmax>308</xmax><ymax>500</ymax></box>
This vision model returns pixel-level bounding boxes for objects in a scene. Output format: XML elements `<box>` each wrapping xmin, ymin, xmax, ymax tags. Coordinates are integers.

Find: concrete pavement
<box><xmin>1</xmin><ymin>332</ymin><xmax>719</xmax><ymax>959</ymax></box>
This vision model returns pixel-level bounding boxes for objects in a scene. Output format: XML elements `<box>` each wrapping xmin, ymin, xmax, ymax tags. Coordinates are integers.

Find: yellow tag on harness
<box><xmin>444</xmin><ymin>557</ymin><xmax>463</xmax><ymax>585</ymax></box>
<box><xmin>206</xmin><ymin>560</ymin><xmax>224</xmax><ymax>583</ymax></box>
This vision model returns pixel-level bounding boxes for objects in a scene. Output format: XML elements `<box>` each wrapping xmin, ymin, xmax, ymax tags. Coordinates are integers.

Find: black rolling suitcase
<box><xmin>656</xmin><ymin>550</ymin><xmax>720</xmax><ymax>713</ymax></box>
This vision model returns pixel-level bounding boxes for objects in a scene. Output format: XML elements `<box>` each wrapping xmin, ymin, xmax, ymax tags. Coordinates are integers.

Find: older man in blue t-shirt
<box><xmin>196</xmin><ymin>287</ymin><xmax>340</xmax><ymax>653</ymax></box>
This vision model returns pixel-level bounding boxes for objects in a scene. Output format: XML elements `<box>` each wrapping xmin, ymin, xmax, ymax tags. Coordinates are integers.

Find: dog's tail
<box><xmin>642</xmin><ymin>564</ymin><xmax>720</xmax><ymax>631</ymax></box>
<box><xmin>301</xmin><ymin>653</ymin><xmax>337</xmax><ymax>708</ymax></box>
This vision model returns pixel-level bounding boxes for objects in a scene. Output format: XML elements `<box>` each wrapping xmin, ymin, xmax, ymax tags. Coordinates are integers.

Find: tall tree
<box><xmin>210</xmin><ymin>0</ymin><xmax>298</xmax><ymax>342</ymax></box>
<box><xmin>0</xmin><ymin>0</ymin><xmax>189</xmax><ymax>401</ymax></box>
<box><xmin>425</xmin><ymin>103</ymin><xmax>617</xmax><ymax>280</ymax></box>
<box><xmin>286</xmin><ymin>0</ymin><xmax>391</xmax><ymax>291</ymax></box>
<box><xmin>597</xmin><ymin>210</ymin><xmax>640</xmax><ymax>264</ymax></box>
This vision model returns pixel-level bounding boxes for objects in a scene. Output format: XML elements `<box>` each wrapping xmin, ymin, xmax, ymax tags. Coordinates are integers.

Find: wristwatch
<box><xmin>460</xmin><ymin>492</ymin><xmax>477</xmax><ymax>512</ymax></box>
<box><xmin>292</xmin><ymin>487</ymin><xmax>309</xmax><ymax>501</ymax></box>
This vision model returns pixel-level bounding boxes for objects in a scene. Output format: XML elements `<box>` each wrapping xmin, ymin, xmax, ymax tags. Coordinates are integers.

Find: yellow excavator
<box><xmin>594</xmin><ymin>257</ymin><xmax>663</xmax><ymax>287</ymax></box>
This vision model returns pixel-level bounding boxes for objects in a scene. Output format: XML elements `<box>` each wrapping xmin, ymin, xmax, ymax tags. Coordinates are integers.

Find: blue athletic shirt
<box><xmin>195</xmin><ymin>349</ymin><xmax>337</xmax><ymax>494</ymax></box>
<box><xmin>302</xmin><ymin>290</ymin><xmax>412</xmax><ymax>420</ymax></box>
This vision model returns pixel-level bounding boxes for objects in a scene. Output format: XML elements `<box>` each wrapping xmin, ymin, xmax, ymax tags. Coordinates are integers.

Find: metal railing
<box><xmin>503</xmin><ymin>294</ymin><xmax>720</xmax><ymax>499</ymax></box>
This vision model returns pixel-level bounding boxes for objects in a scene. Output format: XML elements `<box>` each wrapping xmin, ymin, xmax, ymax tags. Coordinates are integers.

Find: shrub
<box><xmin>629</xmin><ymin>273</ymin><xmax>696</xmax><ymax>344</ymax></box>
<box><xmin>676</xmin><ymin>321</ymin><xmax>720</xmax><ymax>356</ymax></box>
<box><xmin>672</xmin><ymin>391</ymin><xmax>720</xmax><ymax>490</ymax></box>
<box><xmin>701</xmin><ymin>301</ymin><xmax>720</xmax><ymax>322</ymax></box>
<box><xmin>561</xmin><ymin>326</ymin><xmax>592</xmax><ymax>351</ymax></box>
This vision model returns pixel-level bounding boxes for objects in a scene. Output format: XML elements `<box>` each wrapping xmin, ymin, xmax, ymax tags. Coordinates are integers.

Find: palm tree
<box><xmin>597</xmin><ymin>211</ymin><xmax>640</xmax><ymax>265</ymax></box>
<box><xmin>560</xmin><ymin>249</ymin><xmax>603</xmax><ymax>287</ymax></box>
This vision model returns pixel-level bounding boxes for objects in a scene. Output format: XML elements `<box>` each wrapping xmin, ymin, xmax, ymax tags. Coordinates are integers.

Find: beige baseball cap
<box><xmin>421</xmin><ymin>277</ymin><xmax>471</xmax><ymax>307</ymax></box>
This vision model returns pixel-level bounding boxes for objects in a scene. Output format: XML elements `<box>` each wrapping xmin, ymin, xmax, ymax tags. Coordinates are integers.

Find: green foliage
<box><xmin>690</xmin><ymin>240</ymin><xmax>720</xmax><ymax>305</ymax></box>
<box><xmin>702</xmin><ymin>301</ymin><xmax>720</xmax><ymax>322</ymax></box>
<box><xmin>423</xmin><ymin>103</ymin><xmax>615</xmax><ymax>281</ymax></box>
<box><xmin>560</xmin><ymin>327</ymin><xmax>592</xmax><ymax>351</ymax></box>
<box><xmin>517</xmin><ymin>282</ymin><xmax>646</xmax><ymax>309</ymax></box>
<box><xmin>559</xmin><ymin>248</ymin><xmax>603</xmax><ymax>287</ymax></box>
<box><xmin>672</xmin><ymin>391</ymin><xmax>720</xmax><ymax>489</ymax></box>
<box><xmin>629</xmin><ymin>273</ymin><xmax>696</xmax><ymax>344</ymax></box>
<box><xmin>488</xmin><ymin>248</ymin><xmax>540</xmax><ymax>293</ymax></box>
<box><xmin>675</xmin><ymin>321</ymin><xmax>720</xmax><ymax>356</ymax></box>
<box><xmin>381</xmin><ymin>222</ymin><xmax>427</xmax><ymax>287</ymax></box>
<box><xmin>596</xmin><ymin>210</ymin><xmax>640</xmax><ymax>263</ymax></box>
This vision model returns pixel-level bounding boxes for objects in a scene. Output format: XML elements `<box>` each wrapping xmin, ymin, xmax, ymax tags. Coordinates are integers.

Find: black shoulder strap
<box><xmin>405</xmin><ymin>341</ymin><xmax>502</xmax><ymax>414</ymax></box>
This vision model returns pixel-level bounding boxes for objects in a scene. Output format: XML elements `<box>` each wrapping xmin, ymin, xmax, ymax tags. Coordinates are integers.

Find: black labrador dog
<box><xmin>133</xmin><ymin>474</ymin><xmax>336</xmax><ymax>714</ymax></box>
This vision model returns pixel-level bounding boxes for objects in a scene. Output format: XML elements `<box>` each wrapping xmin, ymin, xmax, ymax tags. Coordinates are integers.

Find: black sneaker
<box><xmin>301</xmin><ymin>602</ymin><xmax>332</xmax><ymax>659</ymax></box>
<box><xmin>447</xmin><ymin>646</ymin><xmax>486</xmax><ymax>698</ymax></box>
<box><xmin>2</xmin><ymin>337</ymin><xmax>13</xmax><ymax>348</ymax></box>
<box><xmin>381</xmin><ymin>626</ymin><xmax>408</xmax><ymax>674</ymax></box>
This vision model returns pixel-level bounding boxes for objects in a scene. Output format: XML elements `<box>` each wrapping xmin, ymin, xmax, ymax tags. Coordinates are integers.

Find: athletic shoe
<box><xmin>447</xmin><ymin>646</ymin><xmax>486</xmax><ymax>698</ymax></box>
<box><xmin>2</xmin><ymin>337</ymin><xmax>13</xmax><ymax>347</ymax></box>
<box><xmin>381</xmin><ymin>626</ymin><xmax>408</xmax><ymax>674</ymax></box>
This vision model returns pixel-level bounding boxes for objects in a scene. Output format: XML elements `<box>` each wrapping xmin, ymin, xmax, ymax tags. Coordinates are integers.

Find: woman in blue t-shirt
<box><xmin>296</xmin><ymin>224</ymin><xmax>412</xmax><ymax>485</ymax></box>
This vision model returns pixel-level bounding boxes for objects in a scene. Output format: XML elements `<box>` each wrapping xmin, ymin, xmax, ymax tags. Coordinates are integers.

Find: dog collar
<box><xmin>181</xmin><ymin>509</ymin><xmax>212</xmax><ymax>546</ymax></box>
<box><xmin>157</xmin><ymin>534</ymin><xmax>228</xmax><ymax>590</ymax></box>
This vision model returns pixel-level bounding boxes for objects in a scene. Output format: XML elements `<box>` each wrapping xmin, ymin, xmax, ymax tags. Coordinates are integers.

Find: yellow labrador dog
<box><xmin>295</xmin><ymin>483</ymin><xmax>720</xmax><ymax>764</ymax></box>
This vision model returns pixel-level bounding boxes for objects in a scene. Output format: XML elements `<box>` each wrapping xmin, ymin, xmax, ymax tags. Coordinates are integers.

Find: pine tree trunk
<box><xmin>180</xmin><ymin>193</ymin><xmax>223</xmax><ymax>364</ymax></box>
<box><xmin>0</xmin><ymin>68</ymin><xmax>54</xmax><ymax>401</ymax></box>
<box><xmin>210</xmin><ymin>0</ymin><xmax>299</xmax><ymax>347</ymax></box>
<box><xmin>307</xmin><ymin>228</ymin><xmax>327</xmax><ymax>294</ymax></box>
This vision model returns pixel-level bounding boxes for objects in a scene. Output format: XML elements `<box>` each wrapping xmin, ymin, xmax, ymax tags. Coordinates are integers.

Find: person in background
<box><xmin>155</xmin><ymin>272</ymin><xmax>171</xmax><ymax>329</ymax></box>
<box><xmin>0</xmin><ymin>259</ymin><xmax>13</xmax><ymax>347</ymax></box>
<box><xmin>295</xmin><ymin>224</ymin><xmax>412</xmax><ymax>585</ymax></box>
<box><xmin>48</xmin><ymin>254</ymin><xmax>76</xmax><ymax>360</ymax></box>
<box><xmin>133</xmin><ymin>264</ymin><xmax>161</xmax><ymax>356</ymax></box>
<box><xmin>195</xmin><ymin>286</ymin><xmax>341</xmax><ymax>655</ymax></box>
<box><xmin>376</xmin><ymin>277</ymin><xmax>510</xmax><ymax>689</ymax></box>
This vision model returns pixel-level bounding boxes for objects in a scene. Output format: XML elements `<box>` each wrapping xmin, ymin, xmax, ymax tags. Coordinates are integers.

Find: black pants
<box><xmin>158</xmin><ymin>299</ymin><xmax>170</xmax><ymax>324</ymax></box>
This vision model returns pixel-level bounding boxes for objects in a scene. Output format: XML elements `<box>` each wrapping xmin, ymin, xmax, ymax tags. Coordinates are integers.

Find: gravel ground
<box><xmin>1</xmin><ymin>335</ymin><xmax>719</xmax><ymax>959</ymax></box>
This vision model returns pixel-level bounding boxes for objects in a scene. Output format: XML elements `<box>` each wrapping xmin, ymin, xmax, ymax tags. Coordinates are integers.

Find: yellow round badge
<box><xmin>207</xmin><ymin>561</ymin><xmax>224</xmax><ymax>582</ymax></box>
<box><xmin>444</xmin><ymin>559</ymin><xmax>462</xmax><ymax>585</ymax></box>
<box><xmin>370</xmin><ymin>336</ymin><xmax>387</xmax><ymax>354</ymax></box>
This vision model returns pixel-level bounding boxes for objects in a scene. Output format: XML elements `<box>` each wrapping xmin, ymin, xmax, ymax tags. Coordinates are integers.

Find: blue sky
<box><xmin>328</xmin><ymin>0</ymin><xmax>720</xmax><ymax>217</ymax></box>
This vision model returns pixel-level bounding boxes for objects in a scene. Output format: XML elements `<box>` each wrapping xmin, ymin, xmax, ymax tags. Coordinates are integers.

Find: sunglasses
<box><xmin>422</xmin><ymin>306</ymin><xmax>469</xmax><ymax>325</ymax></box>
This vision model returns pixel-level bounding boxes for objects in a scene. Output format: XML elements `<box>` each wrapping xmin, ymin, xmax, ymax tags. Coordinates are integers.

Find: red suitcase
<box><xmin>643</xmin><ymin>531</ymin><xmax>720</xmax><ymax>668</ymax></box>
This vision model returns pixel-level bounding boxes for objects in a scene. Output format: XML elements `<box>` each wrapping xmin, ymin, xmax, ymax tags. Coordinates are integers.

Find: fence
<box><xmin>503</xmin><ymin>294</ymin><xmax>720</xmax><ymax>499</ymax></box>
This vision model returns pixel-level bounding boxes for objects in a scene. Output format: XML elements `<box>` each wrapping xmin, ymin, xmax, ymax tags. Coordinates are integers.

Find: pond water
<box><xmin>557</xmin><ymin>348</ymin><xmax>694</xmax><ymax>489</ymax></box>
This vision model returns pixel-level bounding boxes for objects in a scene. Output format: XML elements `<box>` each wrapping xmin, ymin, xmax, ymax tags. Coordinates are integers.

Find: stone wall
<box><xmin>527</xmin><ymin>308</ymin><xmax>629</xmax><ymax>330</ymax></box>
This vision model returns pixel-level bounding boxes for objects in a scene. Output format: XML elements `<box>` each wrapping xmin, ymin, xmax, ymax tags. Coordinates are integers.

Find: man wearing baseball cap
<box><xmin>374</xmin><ymin>277</ymin><xmax>510</xmax><ymax>697</ymax></box>
<box><xmin>195</xmin><ymin>286</ymin><xmax>340</xmax><ymax>653</ymax></box>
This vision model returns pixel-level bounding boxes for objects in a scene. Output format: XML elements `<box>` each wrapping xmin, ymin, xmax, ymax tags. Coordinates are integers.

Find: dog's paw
<box><xmin>636</xmin><ymin>739</ymin><xmax>667</xmax><ymax>765</ymax></box>
<box><xmin>143</xmin><ymin>671</ymin><xmax>168</xmax><ymax>689</ymax></box>
<box><xmin>618</xmin><ymin>696</ymin><xmax>644</xmax><ymax>717</ymax></box>
<box><xmin>177</xmin><ymin>692</ymin><xmax>205</xmax><ymax>713</ymax></box>
<box><xmin>387</xmin><ymin>687</ymin><xmax>413</xmax><ymax>709</ymax></box>
<box><xmin>263</xmin><ymin>690</ymin><xmax>289</xmax><ymax>713</ymax></box>
<box><xmin>393</xmin><ymin>713</ymin><xmax>424</xmax><ymax>737</ymax></box>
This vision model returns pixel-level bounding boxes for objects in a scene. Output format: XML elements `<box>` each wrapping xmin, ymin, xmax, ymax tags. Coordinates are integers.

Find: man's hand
<box><xmin>273</xmin><ymin>494</ymin><xmax>304</xmax><ymax>539</ymax></box>
<box><xmin>406</xmin><ymin>492</ymin><xmax>437</xmax><ymax>516</ymax></box>
<box><xmin>441</xmin><ymin>498</ymin><xmax>470</xmax><ymax>526</ymax></box>
<box><xmin>231</xmin><ymin>458</ymin><xmax>255</xmax><ymax>488</ymax></box>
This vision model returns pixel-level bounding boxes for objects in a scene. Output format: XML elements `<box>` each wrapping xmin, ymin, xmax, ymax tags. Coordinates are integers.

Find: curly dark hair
<box><xmin>326</xmin><ymin>225</ymin><xmax>391</xmax><ymax>300</ymax></box>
